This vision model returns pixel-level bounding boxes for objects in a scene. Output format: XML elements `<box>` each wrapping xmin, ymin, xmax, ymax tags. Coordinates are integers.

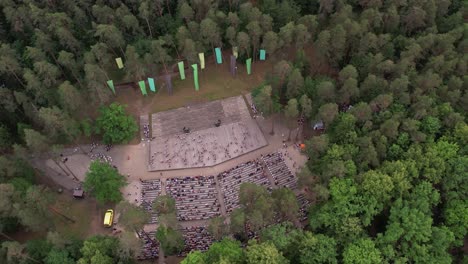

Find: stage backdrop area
<box><xmin>148</xmin><ymin>96</ymin><xmax>267</xmax><ymax>171</ymax></box>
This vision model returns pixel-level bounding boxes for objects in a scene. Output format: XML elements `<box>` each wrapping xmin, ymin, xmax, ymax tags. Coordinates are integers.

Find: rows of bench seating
<box><xmin>218</xmin><ymin>160</ymin><xmax>270</xmax><ymax>213</ymax></box>
<box><xmin>262</xmin><ymin>152</ymin><xmax>297</xmax><ymax>189</ymax></box>
<box><xmin>141</xmin><ymin>180</ymin><xmax>161</xmax><ymax>224</ymax></box>
<box><xmin>166</xmin><ymin>176</ymin><xmax>221</xmax><ymax>221</ymax></box>
<box><xmin>296</xmin><ymin>193</ymin><xmax>310</xmax><ymax>221</ymax></box>
<box><xmin>178</xmin><ymin>226</ymin><xmax>214</xmax><ymax>256</ymax></box>
<box><xmin>137</xmin><ymin>231</ymin><xmax>159</xmax><ymax>260</ymax></box>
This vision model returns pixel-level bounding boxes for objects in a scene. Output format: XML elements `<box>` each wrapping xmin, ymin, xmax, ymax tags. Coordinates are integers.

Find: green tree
<box><xmin>1</xmin><ymin>241</ymin><xmax>27</xmax><ymax>263</ymax></box>
<box><xmin>343</xmin><ymin>238</ymin><xmax>382</xmax><ymax>264</ymax></box>
<box><xmin>0</xmin><ymin>43</ymin><xmax>25</xmax><ymax>87</ymax></box>
<box><xmin>262</xmin><ymin>31</ymin><xmax>279</xmax><ymax>55</ymax></box>
<box><xmin>230</xmin><ymin>208</ymin><xmax>246</xmax><ymax>238</ymax></box>
<box><xmin>116</xmin><ymin>201</ymin><xmax>150</xmax><ymax>231</ymax></box>
<box><xmin>208</xmin><ymin>216</ymin><xmax>228</xmax><ymax>241</ymax></box>
<box><xmin>38</xmin><ymin>106</ymin><xmax>80</xmax><ymax>142</ymax></box>
<box><xmin>153</xmin><ymin>195</ymin><xmax>176</xmax><ymax>215</ymax></box>
<box><xmin>200</xmin><ymin>18</ymin><xmax>221</xmax><ymax>59</ymax></box>
<box><xmin>156</xmin><ymin>226</ymin><xmax>184</xmax><ymax>256</ymax></box>
<box><xmin>239</xmin><ymin>183</ymin><xmax>275</xmax><ymax>230</ymax></box>
<box><xmin>316</xmin><ymin>81</ymin><xmax>336</xmax><ymax>103</ymax></box>
<box><xmin>181</xmin><ymin>250</ymin><xmax>206</xmax><ymax>264</ymax></box>
<box><xmin>317</xmin><ymin>103</ymin><xmax>338</xmax><ymax>128</ymax></box>
<box><xmin>77</xmin><ymin>236</ymin><xmax>119</xmax><ymax>264</ymax></box>
<box><xmin>94</xmin><ymin>24</ymin><xmax>126</xmax><ymax>56</ymax></box>
<box><xmin>286</xmin><ymin>69</ymin><xmax>304</xmax><ymax>99</ymax></box>
<box><xmin>58</xmin><ymin>81</ymin><xmax>83</xmax><ymax>113</ymax></box>
<box><xmin>284</xmin><ymin>99</ymin><xmax>299</xmax><ymax>141</ymax></box>
<box><xmin>117</xmin><ymin>231</ymin><xmax>142</xmax><ymax>260</ymax></box>
<box><xmin>83</xmin><ymin>161</ymin><xmax>127</xmax><ymax>204</ymax></box>
<box><xmin>294</xmin><ymin>24</ymin><xmax>311</xmax><ymax>50</ymax></box>
<box><xmin>236</xmin><ymin>31</ymin><xmax>251</xmax><ymax>57</ymax></box>
<box><xmin>271</xmin><ymin>188</ymin><xmax>299</xmax><ymax>223</ymax></box>
<box><xmin>246</xmin><ymin>21</ymin><xmax>263</xmax><ymax>61</ymax></box>
<box><xmin>299</xmin><ymin>232</ymin><xmax>337</xmax><ymax>264</ymax></box>
<box><xmin>253</xmin><ymin>85</ymin><xmax>280</xmax><ymax>134</ymax></box>
<box><xmin>15</xmin><ymin>185</ymin><xmax>55</xmax><ymax>232</ymax></box>
<box><xmin>204</xmin><ymin>238</ymin><xmax>244</xmax><ymax>264</ymax></box>
<box><xmin>138</xmin><ymin>1</ymin><xmax>154</xmax><ymax>37</ymax></box>
<box><xmin>95</xmin><ymin>103</ymin><xmax>138</xmax><ymax>144</ymax></box>
<box><xmin>45</xmin><ymin>249</ymin><xmax>74</xmax><ymax>264</ymax></box>
<box><xmin>245</xmin><ymin>241</ymin><xmax>288</xmax><ymax>264</ymax></box>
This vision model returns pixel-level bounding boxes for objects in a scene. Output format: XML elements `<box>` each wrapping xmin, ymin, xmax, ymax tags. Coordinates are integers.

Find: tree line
<box><xmin>0</xmin><ymin>0</ymin><xmax>467</xmax><ymax>263</ymax></box>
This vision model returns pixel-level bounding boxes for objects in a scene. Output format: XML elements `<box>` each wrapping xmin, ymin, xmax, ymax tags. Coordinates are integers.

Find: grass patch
<box><xmin>114</xmin><ymin>60</ymin><xmax>273</xmax><ymax>116</ymax></box>
<box><xmin>51</xmin><ymin>194</ymin><xmax>94</xmax><ymax>240</ymax></box>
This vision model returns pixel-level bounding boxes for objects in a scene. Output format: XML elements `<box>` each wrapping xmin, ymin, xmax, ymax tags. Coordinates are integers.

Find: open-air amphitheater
<box><xmin>135</xmin><ymin>96</ymin><xmax>309</xmax><ymax>259</ymax></box>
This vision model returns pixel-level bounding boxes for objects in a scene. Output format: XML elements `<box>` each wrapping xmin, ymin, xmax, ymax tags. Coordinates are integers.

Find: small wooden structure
<box><xmin>73</xmin><ymin>188</ymin><xmax>84</xmax><ymax>198</ymax></box>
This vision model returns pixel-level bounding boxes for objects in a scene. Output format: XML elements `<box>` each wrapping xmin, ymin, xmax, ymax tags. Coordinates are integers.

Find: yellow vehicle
<box><xmin>103</xmin><ymin>209</ymin><xmax>114</xmax><ymax>227</ymax></box>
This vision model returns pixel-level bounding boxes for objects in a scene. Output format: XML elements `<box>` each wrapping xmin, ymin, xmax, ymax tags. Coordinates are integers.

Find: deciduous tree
<box><xmin>83</xmin><ymin>161</ymin><xmax>127</xmax><ymax>204</ymax></box>
<box><xmin>95</xmin><ymin>103</ymin><xmax>138</xmax><ymax>144</ymax></box>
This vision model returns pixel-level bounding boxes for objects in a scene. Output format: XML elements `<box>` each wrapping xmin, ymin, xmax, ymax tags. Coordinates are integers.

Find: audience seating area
<box><xmin>218</xmin><ymin>159</ymin><xmax>271</xmax><ymax>213</ymax></box>
<box><xmin>141</xmin><ymin>180</ymin><xmax>162</xmax><ymax>224</ymax></box>
<box><xmin>179</xmin><ymin>226</ymin><xmax>214</xmax><ymax>256</ymax></box>
<box><xmin>137</xmin><ymin>231</ymin><xmax>159</xmax><ymax>260</ymax></box>
<box><xmin>262</xmin><ymin>152</ymin><xmax>297</xmax><ymax>189</ymax></box>
<box><xmin>166</xmin><ymin>176</ymin><xmax>221</xmax><ymax>221</ymax></box>
<box><xmin>296</xmin><ymin>193</ymin><xmax>310</xmax><ymax>222</ymax></box>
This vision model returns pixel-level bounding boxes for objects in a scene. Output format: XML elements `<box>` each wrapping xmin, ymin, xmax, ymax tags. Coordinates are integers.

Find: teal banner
<box><xmin>260</xmin><ymin>49</ymin><xmax>266</xmax><ymax>61</ymax></box>
<box><xmin>148</xmin><ymin>78</ymin><xmax>156</xmax><ymax>92</ymax></box>
<box><xmin>215</xmin><ymin>47</ymin><xmax>222</xmax><ymax>64</ymax></box>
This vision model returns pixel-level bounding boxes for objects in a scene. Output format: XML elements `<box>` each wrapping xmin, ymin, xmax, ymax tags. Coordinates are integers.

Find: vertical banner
<box><xmin>106</xmin><ymin>80</ymin><xmax>115</xmax><ymax>94</ymax></box>
<box><xmin>259</xmin><ymin>49</ymin><xmax>266</xmax><ymax>61</ymax></box>
<box><xmin>138</xmin><ymin>80</ymin><xmax>147</xmax><ymax>96</ymax></box>
<box><xmin>115</xmin><ymin>57</ymin><xmax>124</xmax><ymax>69</ymax></box>
<box><xmin>198</xmin><ymin>53</ymin><xmax>205</xmax><ymax>69</ymax></box>
<box><xmin>148</xmin><ymin>77</ymin><xmax>156</xmax><ymax>92</ymax></box>
<box><xmin>165</xmin><ymin>74</ymin><xmax>173</xmax><ymax>94</ymax></box>
<box><xmin>178</xmin><ymin>61</ymin><xmax>185</xmax><ymax>80</ymax></box>
<box><xmin>230</xmin><ymin>55</ymin><xmax>237</xmax><ymax>77</ymax></box>
<box><xmin>192</xmin><ymin>64</ymin><xmax>199</xmax><ymax>91</ymax></box>
<box><xmin>233</xmin><ymin>47</ymin><xmax>238</xmax><ymax>58</ymax></box>
<box><xmin>246</xmin><ymin>58</ymin><xmax>252</xmax><ymax>75</ymax></box>
<box><xmin>215</xmin><ymin>47</ymin><xmax>222</xmax><ymax>64</ymax></box>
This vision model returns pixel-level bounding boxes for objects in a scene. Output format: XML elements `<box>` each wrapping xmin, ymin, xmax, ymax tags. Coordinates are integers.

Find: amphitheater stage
<box><xmin>148</xmin><ymin>96</ymin><xmax>267</xmax><ymax>171</ymax></box>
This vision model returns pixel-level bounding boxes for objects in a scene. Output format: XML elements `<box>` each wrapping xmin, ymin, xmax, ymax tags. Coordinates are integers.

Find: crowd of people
<box><xmin>218</xmin><ymin>159</ymin><xmax>271</xmax><ymax>213</ymax></box>
<box><xmin>142</xmin><ymin>124</ymin><xmax>151</xmax><ymax>139</ymax></box>
<box><xmin>166</xmin><ymin>176</ymin><xmax>221</xmax><ymax>221</ymax></box>
<box><xmin>140</xmin><ymin>179</ymin><xmax>162</xmax><ymax>224</ymax></box>
<box><xmin>149</xmin><ymin>122</ymin><xmax>259</xmax><ymax>170</ymax></box>
<box><xmin>89</xmin><ymin>152</ymin><xmax>113</xmax><ymax>164</ymax></box>
<box><xmin>296</xmin><ymin>193</ymin><xmax>311</xmax><ymax>222</ymax></box>
<box><xmin>136</xmin><ymin>230</ymin><xmax>159</xmax><ymax>260</ymax></box>
<box><xmin>262</xmin><ymin>152</ymin><xmax>297</xmax><ymax>189</ymax></box>
<box><xmin>178</xmin><ymin>226</ymin><xmax>214</xmax><ymax>256</ymax></box>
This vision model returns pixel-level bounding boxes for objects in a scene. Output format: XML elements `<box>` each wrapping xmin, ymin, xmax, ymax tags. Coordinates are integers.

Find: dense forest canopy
<box><xmin>0</xmin><ymin>0</ymin><xmax>467</xmax><ymax>263</ymax></box>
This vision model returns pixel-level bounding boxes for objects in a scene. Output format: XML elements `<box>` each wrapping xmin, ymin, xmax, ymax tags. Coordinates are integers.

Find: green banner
<box><xmin>106</xmin><ymin>80</ymin><xmax>115</xmax><ymax>94</ymax></box>
<box><xmin>215</xmin><ymin>47</ymin><xmax>222</xmax><ymax>64</ymax></box>
<box><xmin>246</xmin><ymin>58</ymin><xmax>252</xmax><ymax>75</ymax></box>
<box><xmin>138</xmin><ymin>80</ymin><xmax>147</xmax><ymax>96</ymax></box>
<box><xmin>178</xmin><ymin>61</ymin><xmax>185</xmax><ymax>80</ymax></box>
<box><xmin>148</xmin><ymin>78</ymin><xmax>156</xmax><ymax>92</ymax></box>
<box><xmin>260</xmin><ymin>49</ymin><xmax>266</xmax><ymax>61</ymax></box>
<box><xmin>192</xmin><ymin>64</ymin><xmax>199</xmax><ymax>91</ymax></box>
<box><xmin>198</xmin><ymin>53</ymin><xmax>205</xmax><ymax>69</ymax></box>
<box><xmin>115</xmin><ymin>57</ymin><xmax>124</xmax><ymax>69</ymax></box>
